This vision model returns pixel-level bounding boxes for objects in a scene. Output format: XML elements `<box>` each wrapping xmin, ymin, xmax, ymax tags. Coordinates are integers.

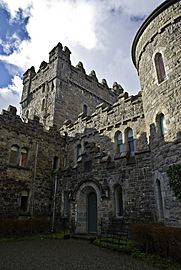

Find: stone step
<box><xmin>72</xmin><ymin>234</ymin><xmax>97</xmax><ymax>241</ymax></box>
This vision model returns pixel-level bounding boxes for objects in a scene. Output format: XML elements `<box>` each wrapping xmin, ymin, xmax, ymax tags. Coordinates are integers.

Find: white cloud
<box><xmin>0</xmin><ymin>0</ymin><xmax>164</xmax><ymax>112</ymax></box>
<box><xmin>0</xmin><ymin>75</ymin><xmax>22</xmax><ymax>113</ymax></box>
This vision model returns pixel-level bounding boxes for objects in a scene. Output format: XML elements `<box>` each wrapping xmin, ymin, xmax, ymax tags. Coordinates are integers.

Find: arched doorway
<box><xmin>87</xmin><ymin>192</ymin><xmax>97</xmax><ymax>233</ymax></box>
<box><xmin>75</xmin><ymin>183</ymin><xmax>100</xmax><ymax>234</ymax></box>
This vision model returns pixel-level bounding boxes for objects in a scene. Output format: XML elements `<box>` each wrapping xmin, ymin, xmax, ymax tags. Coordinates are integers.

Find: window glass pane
<box><xmin>155</xmin><ymin>53</ymin><xmax>166</xmax><ymax>83</ymax></box>
<box><xmin>19</xmin><ymin>148</ymin><xmax>28</xmax><ymax>167</ymax></box>
<box><xmin>160</xmin><ymin>115</ymin><xmax>167</xmax><ymax>135</ymax></box>
<box><xmin>9</xmin><ymin>145</ymin><xmax>19</xmax><ymax>165</ymax></box>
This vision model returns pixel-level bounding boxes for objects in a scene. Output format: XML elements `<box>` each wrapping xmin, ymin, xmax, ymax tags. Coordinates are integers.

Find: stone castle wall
<box><xmin>132</xmin><ymin>0</ymin><xmax>181</xmax><ymax>226</ymax></box>
<box><xmin>60</xmin><ymin>91</ymin><xmax>148</xmax><ymax>165</ymax></box>
<box><xmin>21</xmin><ymin>43</ymin><xmax>120</xmax><ymax>129</ymax></box>
<box><xmin>0</xmin><ymin>106</ymin><xmax>64</xmax><ymax>219</ymax></box>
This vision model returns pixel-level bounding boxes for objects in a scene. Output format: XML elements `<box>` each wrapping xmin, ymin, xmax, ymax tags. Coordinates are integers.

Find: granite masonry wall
<box><xmin>132</xmin><ymin>0</ymin><xmax>181</xmax><ymax>226</ymax></box>
<box><xmin>0</xmin><ymin>0</ymin><xmax>180</xmax><ymax>234</ymax></box>
<box><xmin>21</xmin><ymin>43</ymin><xmax>120</xmax><ymax>129</ymax></box>
<box><xmin>0</xmin><ymin>106</ymin><xmax>64</xmax><ymax>220</ymax></box>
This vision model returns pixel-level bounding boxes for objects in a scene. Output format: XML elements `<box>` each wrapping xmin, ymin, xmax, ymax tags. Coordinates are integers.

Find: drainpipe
<box><xmin>51</xmin><ymin>173</ymin><xmax>58</xmax><ymax>232</ymax></box>
<box><xmin>31</xmin><ymin>141</ymin><xmax>39</xmax><ymax>220</ymax></box>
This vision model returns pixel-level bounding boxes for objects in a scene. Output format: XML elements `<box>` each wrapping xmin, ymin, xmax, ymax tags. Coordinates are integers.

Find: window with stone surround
<box><xmin>42</xmin><ymin>83</ymin><xmax>45</xmax><ymax>93</ymax></box>
<box><xmin>41</xmin><ymin>98</ymin><xmax>45</xmax><ymax>111</ymax></box>
<box><xmin>125</xmin><ymin>128</ymin><xmax>135</xmax><ymax>156</ymax></box>
<box><xmin>9</xmin><ymin>145</ymin><xmax>19</xmax><ymax>165</ymax></box>
<box><xmin>115</xmin><ymin>131</ymin><xmax>124</xmax><ymax>155</ymax></box>
<box><xmin>83</xmin><ymin>104</ymin><xmax>88</xmax><ymax>115</ymax></box>
<box><xmin>156</xmin><ymin>113</ymin><xmax>167</xmax><ymax>137</ymax></box>
<box><xmin>26</xmin><ymin>110</ymin><xmax>29</xmax><ymax>119</ymax></box>
<box><xmin>114</xmin><ymin>185</ymin><xmax>123</xmax><ymax>217</ymax></box>
<box><xmin>20</xmin><ymin>191</ymin><xmax>29</xmax><ymax>212</ymax></box>
<box><xmin>19</xmin><ymin>148</ymin><xmax>28</xmax><ymax>168</ymax></box>
<box><xmin>154</xmin><ymin>52</ymin><xmax>166</xmax><ymax>84</ymax></box>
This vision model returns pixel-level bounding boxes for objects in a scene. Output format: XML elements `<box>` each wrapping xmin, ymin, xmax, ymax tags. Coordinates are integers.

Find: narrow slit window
<box><xmin>83</xmin><ymin>104</ymin><xmax>88</xmax><ymax>115</ymax></box>
<box><xmin>154</xmin><ymin>53</ymin><xmax>166</xmax><ymax>84</ymax></box>
<box><xmin>41</xmin><ymin>99</ymin><xmax>45</xmax><ymax>111</ymax></box>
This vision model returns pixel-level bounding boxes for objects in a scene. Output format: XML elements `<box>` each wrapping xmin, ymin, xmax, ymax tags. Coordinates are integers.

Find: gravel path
<box><xmin>0</xmin><ymin>239</ymin><xmax>159</xmax><ymax>270</ymax></box>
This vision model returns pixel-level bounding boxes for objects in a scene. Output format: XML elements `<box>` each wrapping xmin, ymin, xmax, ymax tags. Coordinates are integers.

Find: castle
<box><xmin>0</xmin><ymin>0</ymin><xmax>181</xmax><ymax>235</ymax></box>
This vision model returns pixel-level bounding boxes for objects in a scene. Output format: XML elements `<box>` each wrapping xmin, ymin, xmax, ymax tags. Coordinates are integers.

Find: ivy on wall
<box><xmin>167</xmin><ymin>164</ymin><xmax>181</xmax><ymax>199</ymax></box>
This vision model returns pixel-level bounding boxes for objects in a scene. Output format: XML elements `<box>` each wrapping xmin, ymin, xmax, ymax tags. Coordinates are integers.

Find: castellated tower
<box><xmin>132</xmin><ymin>0</ymin><xmax>181</xmax><ymax>225</ymax></box>
<box><xmin>21</xmin><ymin>43</ymin><xmax>121</xmax><ymax>129</ymax></box>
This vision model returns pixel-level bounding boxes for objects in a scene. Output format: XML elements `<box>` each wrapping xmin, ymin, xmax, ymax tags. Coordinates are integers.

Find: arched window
<box><xmin>125</xmin><ymin>128</ymin><xmax>135</xmax><ymax>156</ymax></box>
<box><xmin>156</xmin><ymin>113</ymin><xmax>167</xmax><ymax>137</ymax></box>
<box><xmin>9</xmin><ymin>145</ymin><xmax>19</xmax><ymax>165</ymax></box>
<box><xmin>154</xmin><ymin>52</ymin><xmax>166</xmax><ymax>84</ymax></box>
<box><xmin>83</xmin><ymin>104</ymin><xmax>88</xmax><ymax>115</ymax></box>
<box><xmin>19</xmin><ymin>148</ymin><xmax>28</xmax><ymax>168</ymax></box>
<box><xmin>156</xmin><ymin>179</ymin><xmax>164</xmax><ymax>220</ymax></box>
<box><xmin>41</xmin><ymin>99</ymin><xmax>45</xmax><ymax>111</ymax></box>
<box><xmin>160</xmin><ymin>114</ymin><xmax>167</xmax><ymax>136</ymax></box>
<box><xmin>114</xmin><ymin>185</ymin><xmax>123</xmax><ymax>217</ymax></box>
<box><xmin>77</xmin><ymin>144</ymin><xmax>82</xmax><ymax>161</ymax></box>
<box><xmin>115</xmin><ymin>131</ymin><xmax>124</xmax><ymax>154</ymax></box>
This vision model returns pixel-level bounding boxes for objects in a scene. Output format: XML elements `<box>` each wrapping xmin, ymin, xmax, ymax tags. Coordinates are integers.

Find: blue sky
<box><xmin>0</xmin><ymin>0</ymin><xmax>164</xmax><ymax>113</ymax></box>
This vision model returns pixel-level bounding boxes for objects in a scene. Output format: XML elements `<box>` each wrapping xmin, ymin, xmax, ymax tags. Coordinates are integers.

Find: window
<box><xmin>154</xmin><ymin>52</ymin><xmax>166</xmax><ymax>84</ymax></box>
<box><xmin>19</xmin><ymin>148</ymin><xmax>28</xmax><ymax>168</ymax></box>
<box><xmin>26</xmin><ymin>110</ymin><xmax>29</xmax><ymax>119</ymax></box>
<box><xmin>41</xmin><ymin>99</ymin><xmax>45</xmax><ymax>111</ymax></box>
<box><xmin>53</xmin><ymin>156</ymin><xmax>59</xmax><ymax>170</ymax></box>
<box><xmin>20</xmin><ymin>191</ymin><xmax>28</xmax><ymax>212</ymax></box>
<box><xmin>77</xmin><ymin>144</ymin><xmax>82</xmax><ymax>161</ymax></box>
<box><xmin>42</xmin><ymin>83</ymin><xmax>45</xmax><ymax>93</ymax></box>
<box><xmin>9</xmin><ymin>145</ymin><xmax>19</xmax><ymax>165</ymax></box>
<box><xmin>51</xmin><ymin>81</ymin><xmax>54</xmax><ymax>91</ymax></box>
<box><xmin>156</xmin><ymin>113</ymin><xmax>167</xmax><ymax>137</ymax></box>
<box><xmin>125</xmin><ymin>128</ymin><xmax>135</xmax><ymax>156</ymax></box>
<box><xmin>156</xmin><ymin>179</ymin><xmax>164</xmax><ymax>220</ymax></box>
<box><xmin>160</xmin><ymin>114</ymin><xmax>167</xmax><ymax>136</ymax></box>
<box><xmin>115</xmin><ymin>131</ymin><xmax>124</xmax><ymax>154</ymax></box>
<box><xmin>83</xmin><ymin>104</ymin><xmax>87</xmax><ymax>115</ymax></box>
<box><xmin>114</xmin><ymin>185</ymin><xmax>123</xmax><ymax>217</ymax></box>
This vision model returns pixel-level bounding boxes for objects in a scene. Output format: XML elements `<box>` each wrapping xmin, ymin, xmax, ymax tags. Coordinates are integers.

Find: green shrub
<box><xmin>167</xmin><ymin>164</ymin><xmax>181</xmax><ymax>199</ymax></box>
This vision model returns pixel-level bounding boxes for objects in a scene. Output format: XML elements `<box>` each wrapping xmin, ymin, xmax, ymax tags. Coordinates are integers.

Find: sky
<box><xmin>0</xmin><ymin>0</ymin><xmax>165</xmax><ymax>113</ymax></box>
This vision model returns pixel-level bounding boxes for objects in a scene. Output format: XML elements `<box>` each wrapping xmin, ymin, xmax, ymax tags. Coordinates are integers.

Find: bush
<box><xmin>0</xmin><ymin>218</ymin><xmax>51</xmax><ymax>237</ymax></box>
<box><xmin>167</xmin><ymin>164</ymin><xmax>181</xmax><ymax>199</ymax></box>
<box><xmin>131</xmin><ymin>224</ymin><xmax>181</xmax><ymax>263</ymax></box>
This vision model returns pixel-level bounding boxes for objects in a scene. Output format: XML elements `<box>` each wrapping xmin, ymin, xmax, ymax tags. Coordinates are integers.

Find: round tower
<box><xmin>132</xmin><ymin>0</ymin><xmax>181</xmax><ymax>226</ymax></box>
<box><xmin>132</xmin><ymin>0</ymin><xmax>180</xmax><ymax>140</ymax></box>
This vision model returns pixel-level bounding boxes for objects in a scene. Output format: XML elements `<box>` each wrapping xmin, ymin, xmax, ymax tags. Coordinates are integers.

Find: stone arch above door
<box><xmin>75</xmin><ymin>182</ymin><xmax>101</xmax><ymax>234</ymax></box>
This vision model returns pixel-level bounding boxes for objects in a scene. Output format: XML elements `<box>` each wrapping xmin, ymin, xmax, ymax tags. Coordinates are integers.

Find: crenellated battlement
<box><xmin>60</xmin><ymin>90</ymin><xmax>144</xmax><ymax>138</ymax></box>
<box><xmin>0</xmin><ymin>106</ymin><xmax>62</xmax><ymax>142</ymax></box>
<box><xmin>21</xmin><ymin>42</ymin><xmax>124</xmax><ymax>128</ymax></box>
